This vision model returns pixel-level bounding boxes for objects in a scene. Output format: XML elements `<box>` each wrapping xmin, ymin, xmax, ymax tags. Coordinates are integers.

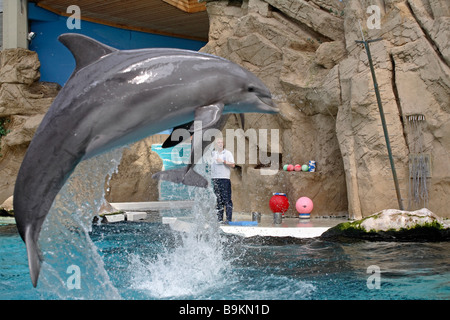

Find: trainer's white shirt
<box><xmin>211</xmin><ymin>149</ymin><xmax>235</xmax><ymax>179</ymax></box>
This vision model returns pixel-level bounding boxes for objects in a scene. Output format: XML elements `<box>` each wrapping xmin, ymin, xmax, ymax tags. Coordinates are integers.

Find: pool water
<box><xmin>1</xmin><ymin>147</ymin><xmax>449</xmax><ymax>300</ymax></box>
<box><xmin>1</xmin><ymin>221</ymin><xmax>449</xmax><ymax>300</ymax></box>
<box><xmin>151</xmin><ymin>143</ymin><xmax>197</xmax><ymax>202</ymax></box>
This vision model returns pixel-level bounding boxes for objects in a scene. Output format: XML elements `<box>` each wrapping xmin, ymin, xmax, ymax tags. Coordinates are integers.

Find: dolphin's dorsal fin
<box><xmin>58</xmin><ymin>33</ymin><xmax>117</xmax><ymax>74</ymax></box>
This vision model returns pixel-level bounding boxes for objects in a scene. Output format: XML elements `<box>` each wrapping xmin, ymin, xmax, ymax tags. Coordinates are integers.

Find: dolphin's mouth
<box><xmin>258</xmin><ymin>95</ymin><xmax>279</xmax><ymax>113</ymax></box>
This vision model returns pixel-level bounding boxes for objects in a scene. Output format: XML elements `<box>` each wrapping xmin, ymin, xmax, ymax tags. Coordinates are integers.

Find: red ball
<box><xmin>294</xmin><ymin>164</ymin><xmax>302</xmax><ymax>171</ymax></box>
<box><xmin>287</xmin><ymin>164</ymin><xmax>294</xmax><ymax>171</ymax></box>
<box><xmin>269</xmin><ymin>195</ymin><xmax>290</xmax><ymax>213</ymax></box>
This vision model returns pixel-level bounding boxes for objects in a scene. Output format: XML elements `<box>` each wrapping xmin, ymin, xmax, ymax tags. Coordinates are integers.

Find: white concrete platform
<box><xmin>106</xmin><ymin>202</ymin><xmax>349</xmax><ymax>237</ymax></box>
<box><xmin>110</xmin><ymin>201</ymin><xmax>195</xmax><ymax>211</ymax></box>
<box><xmin>220</xmin><ymin>225</ymin><xmax>330</xmax><ymax>238</ymax></box>
<box><xmin>162</xmin><ymin>214</ymin><xmax>348</xmax><ymax>239</ymax></box>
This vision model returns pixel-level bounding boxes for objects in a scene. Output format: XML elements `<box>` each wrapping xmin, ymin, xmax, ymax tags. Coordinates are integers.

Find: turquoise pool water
<box><xmin>1</xmin><ymin>221</ymin><xmax>449</xmax><ymax>300</ymax></box>
<box><xmin>151</xmin><ymin>143</ymin><xmax>196</xmax><ymax>201</ymax></box>
<box><xmin>1</xmin><ymin>146</ymin><xmax>449</xmax><ymax>300</ymax></box>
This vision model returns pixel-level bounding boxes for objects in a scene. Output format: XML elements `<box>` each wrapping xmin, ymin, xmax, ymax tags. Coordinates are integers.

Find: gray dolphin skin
<box><xmin>13</xmin><ymin>33</ymin><xmax>278</xmax><ymax>287</ymax></box>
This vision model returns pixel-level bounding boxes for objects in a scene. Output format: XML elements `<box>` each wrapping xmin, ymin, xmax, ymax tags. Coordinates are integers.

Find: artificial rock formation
<box><xmin>200</xmin><ymin>0</ymin><xmax>450</xmax><ymax>219</ymax></box>
<box><xmin>0</xmin><ymin>48</ymin><xmax>60</xmax><ymax>203</ymax></box>
<box><xmin>1</xmin><ymin>0</ymin><xmax>448</xmax><ymax>220</ymax></box>
<box><xmin>104</xmin><ymin>135</ymin><xmax>165</xmax><ymax>203</ymax></box>
<box><xmin>201</xmin><ymin>0</ymin><xmax>348</xmax><ymax>218</ymax></box>
<box><xmin>321</xmin><ymin>208</ymin><xmax>450</xmax><ymax>241</ymax></box>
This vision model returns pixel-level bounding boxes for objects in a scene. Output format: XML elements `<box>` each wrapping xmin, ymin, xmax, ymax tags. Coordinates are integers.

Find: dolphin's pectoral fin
<box><xmin>152</xmin><ymin>167</ymin><xmax>208</xmax><ymax>188</ymax></box>
<box><xmin>25</xmin><ymin>227</ymin><xmax>43</xmax><ymax>288</ymax></box>
<box><xmin>182</xmin><ymin>168</ymin><xmax>208</xmax><ymax>187</ymax></box>
<box><xmin>161</xmin><ymin>121</ymin><xmax>194</xmax><ymax>149</ymax></box>
<box><xmin>152</xmin><ymin>168</ymin><xmax>186</xmax><ymax>185</ymax></box>
<box><xmin>191</xmin><ymin>103</ymin><xmax>224</xmax><ymax>131</ymax></box>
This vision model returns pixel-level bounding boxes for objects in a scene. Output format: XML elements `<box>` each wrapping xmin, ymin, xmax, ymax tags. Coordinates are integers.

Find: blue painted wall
<box><xmin>28</xmin><ymin>3</ymin><xmax>207</xmax><ymax>86</ymax></box>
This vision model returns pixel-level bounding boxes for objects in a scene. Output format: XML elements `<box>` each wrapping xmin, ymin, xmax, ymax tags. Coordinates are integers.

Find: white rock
<box><xmin>125</xmin><ymin>212</ymin><xmax>147</xmax><ymax>221</ymax></box>
<box><xmin>104</xmin><ymin>214</ymin><xmax>125</xmax><ymax>223</ymax></box>
<box><xmin>360</xmin><ymin>208</ymin><xmax>445</xmax><ymax>232</ymax></box>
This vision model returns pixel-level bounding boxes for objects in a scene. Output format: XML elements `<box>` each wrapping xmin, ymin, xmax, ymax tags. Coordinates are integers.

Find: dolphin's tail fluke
<box><xmin>25</xmin><ymin>226</ymin><xmax>42</xmax><ymax>288</ymax></box>
<box><xmin>152</xmin><ymin>168</ymin><xmax>208</xmax><ymax>188</ymax></box>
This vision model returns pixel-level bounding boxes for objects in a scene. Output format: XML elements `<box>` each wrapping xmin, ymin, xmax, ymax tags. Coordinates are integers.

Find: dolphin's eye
<box><xmin>248</xmin><ymin>86</ymin><xmax>255</xmax><ymax>92</ymax></box>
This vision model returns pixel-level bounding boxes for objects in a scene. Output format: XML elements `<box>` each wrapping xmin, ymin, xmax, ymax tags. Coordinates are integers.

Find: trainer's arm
<box><xmin>223</xmin><ymin>160</ymin><xmax>235</xmax><ymax>168</ymax></box>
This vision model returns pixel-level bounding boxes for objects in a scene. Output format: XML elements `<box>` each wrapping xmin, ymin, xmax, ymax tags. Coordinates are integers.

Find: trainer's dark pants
<box><xmin>212</xmin><ymin>178</ymin><xmax>233</xmax><ymax>222</ymax></box>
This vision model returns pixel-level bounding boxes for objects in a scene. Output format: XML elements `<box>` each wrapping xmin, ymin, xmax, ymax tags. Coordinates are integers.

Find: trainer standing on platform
<box><xmin>211</xmin><ymin>138</ymin><xmax>235</xmax><ymax>223</ymax></box>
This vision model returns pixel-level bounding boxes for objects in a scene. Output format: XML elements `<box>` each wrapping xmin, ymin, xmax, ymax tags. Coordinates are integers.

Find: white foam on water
<box><xmin>128</xmin><ymin>169</ymin><xmax>234</xmax><ymax>298</ymax></box>
<box><xmin>128</xmin><ymin>232</ymin><xmax>231</xmax><ymax>298</ymax></box>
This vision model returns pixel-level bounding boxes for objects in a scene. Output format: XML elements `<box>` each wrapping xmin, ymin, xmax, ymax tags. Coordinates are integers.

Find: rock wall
<box><xmin>201</xmin><ymin>0</ymin><xmax>450</xmax><ymax>218</ymax></box>
<box><xmin>0</xmin><ymin>48</ymin><xmax>60</xmax><ymax>204</ymax></box>
<box><xmin>201</xmin><ymin>0</ymin><xmax>348</xmax><ymax>217</ymax></box>
<box><xmin>1</xmin><ymin>0</ymin><xmax>449</xmax><ymax>219</ymax></box>
<box><xmin>337</xmin><ymin>0</ymin><xmax>450</xmax><ymax>219</ymax></box>
<box><xmin>104</xmin><ymin>135</ymin><xmax>165</xmax><ymax>203</ymax></box>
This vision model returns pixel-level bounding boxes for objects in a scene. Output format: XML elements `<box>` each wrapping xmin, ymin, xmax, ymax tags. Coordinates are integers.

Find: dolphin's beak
<box><xmin>258</xmin><ymin>95</ymin><xmax>279</xmax><ymax>113</ymax></box>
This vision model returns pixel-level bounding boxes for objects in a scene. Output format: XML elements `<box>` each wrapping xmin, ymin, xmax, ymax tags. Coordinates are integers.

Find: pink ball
<box><xmin>287</xmin><ymin>164</ymin><xmax>294</xmax><ymax>171</ymax></box>
<box><xmin>295</xmin><ymin>197</ymin><xmax>314</xmax><ymax>214</ymax></box>
<box><xmin>294</xmin><ymin>164</ymin><xmax>301</xmax><ymax>171</ymax></box>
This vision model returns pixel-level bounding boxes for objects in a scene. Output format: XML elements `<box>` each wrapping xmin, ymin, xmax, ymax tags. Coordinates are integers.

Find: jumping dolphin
<box><xmin>13</xmin><ymin>33</ymin><xmax>278</xmax><ymax>287</ymax></box>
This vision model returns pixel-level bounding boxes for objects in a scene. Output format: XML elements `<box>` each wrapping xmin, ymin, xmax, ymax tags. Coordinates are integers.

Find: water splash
<box><xmin>29</xmin><ymin>149</ymin><xmax>315</xmax><ymax>300</ymax></box>
<box><xmin>36</xmin><ymin>149</ymin><xmax>124</xmax><ymax>299</ymax></box>
<box><xmin>128</xmin><ymin>165</ymin><xmax>234</xmax><ymax>299</ymax></box>
<box><xmin>128</xmin><ymin>233</ymin><xmax>231</xmax><ymax>299</ymax></box>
